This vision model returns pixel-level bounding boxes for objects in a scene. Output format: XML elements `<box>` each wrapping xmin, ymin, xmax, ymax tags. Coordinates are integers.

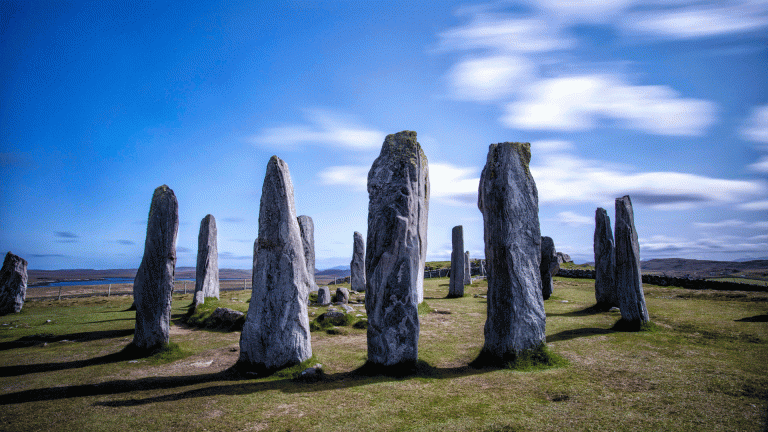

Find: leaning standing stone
<box><xmin>614</xmin><ymin>196</ymin><xmax>649</xmax><ymax>325</ymax></box>
<box><xmin>365</xmin><ymin>131</ymin><xmax>429</xmax><ymax>367</ymax></box>
<box><xmin>478</xmin><ymin>142</ymin><xmax>546</xmax><ymax>360</ymax></box>
<box><xmin>133</xmin><ymin>185</ymin><xmax>179</xmax><ymax>350</ymax></box>
<box><xmin>594</xmin><ymin>208</ymin><xmax>618</xmax><ymax>309</ymax></box>
<box><xmin>335</xmin><ymin>287</ymin><xmax>350</xmax><ymax>304</ymax></box>
<box><xmin>540</xmin><ymin>236</ymin><xmax>558</xmax><ymax>300</ymax></box>
<box><xmin>297</xmin><ymin>215</ymin><xmax>318</xmax><ymax>291</ymax></box>
<box><xmin>239</xmin><ymin>156</ymin><xmax>312</xmax><ymax>372</ymax></box>
<box><xmin>0</xmin><ymin>252</ymin><xmax>28</xmax><ymax>315</ymax></box>
<box><xmin>350</xmin><ymin>231</ymin><xmax>366</xmax><ymax>292</ymax></box>
<box><xmin>194</xmin><ymin>214</ymin><xmax>219</xmax><ymax>305</ymax></box>
<box><xmin>449</xmin><ymin>226</ymin><xmax>465</xmax><ymax>298</ymax></box>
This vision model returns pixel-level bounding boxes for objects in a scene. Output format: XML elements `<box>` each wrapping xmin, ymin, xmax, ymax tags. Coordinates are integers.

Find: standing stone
<box><xmin>365</xmin><ymin>131</ymin><xmax>429</xmax><ymax>367</ymax></box>
<box><xmin>194</xmin><ymin>214</ymin><xmax>219</xmax><ymax>305</ymax></box>
<box><xmin>297</xmin><ymin>215</ymin><xmax>318</xmax><ymax>291</ymax></box>
<box><xmin>0</xmin><ymin>252</ymin><xmax>28</xmax><ymax>315</ymax></box>
<box><xmin>464</xmin><ymin>251</ymin><xmax>471</xmax><ymax>285</ymax></box>
<box><xmin>335</xmin><ymin>287</ymin><xmax>350</xmax><ymax>304</ymax></box>
<box><xmin>478</xmin><ymin>142</ymin><xmax>546</xmax><ymax>360</ymax></box>
<box><xmin>594</xmin><ymin>208</ymin><xmax>618</xmax><ymax>309</ymax></box>
<box><xmin>540</xmin><ymin>236</ymin><xmax>558</xmax><ymax>300</ymax></box>
<box><xmin>133</xmin><ymin>185</ymin><xmax>178</xmax><ymax>350</ymax></box>
<box><xmin>556</xmin><ymin>252</ymin><xmax>572</xmax><ymax>265</ymax></box>
<box><xmin>614</xmin><ymin>196</ymin><xmax>649</xmax><ymax>325</ymax></box>
<box><xmin>350</xmin><ymin>231</ymin><xmax>366</xmax><ymax>292</ymax></box>
<box><xmin>448</xmin><ymin>226</ymin><xmax>465</xmax><ymax>298</ymax></box>
<box><xmin>252</xmin><ymin>238</ymin><xmax>259</xmax><ymax>291</ymax></box>
<box><xmin>239</xmin><ymin>156</ymin><xmax>312</xmax><ymax>372</ymax></box>
<box><xmin>317</xmin><ymin>286</ymin><xmax>331</xmax><ymax>306</ymax></box>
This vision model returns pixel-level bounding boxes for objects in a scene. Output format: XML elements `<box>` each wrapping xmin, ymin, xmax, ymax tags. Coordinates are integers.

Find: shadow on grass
<box><xmin>546</xmin><ymin>304</ymin><xmax>612</xmax><ymax>317</ymax></box>
<box><xmin>0</xmin><ymin>328</ymin><xmax>135</xmax><ymax>353</ymax></box>
<box><xmin>85</xmin><ymin>318</ymin><xmax>135</xmax><ymax>324</ymax></box>
<box><xmin>0</xmin><ymin>358</ymin><xmax>503</xmax><ymax>407</ymax></box>
<box><xmin>735</xmin><ymin>314</ymin><xmax>768</xmax><ymax>322</ymax></box>
<box><xmin>547</xmin><ymin>327</ymin><xmax>615</xmax><ymax>343</ymax></box>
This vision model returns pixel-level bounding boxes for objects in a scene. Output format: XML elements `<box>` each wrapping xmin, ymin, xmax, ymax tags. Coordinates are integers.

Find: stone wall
<box><xmin>555</xmin><ymin>268</ymin><xmax>766</xmax><ymax>292</ymax></box>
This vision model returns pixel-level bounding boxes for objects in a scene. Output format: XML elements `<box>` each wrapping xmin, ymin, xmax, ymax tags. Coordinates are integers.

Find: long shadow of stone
<box><xmin>735</xmin><ymin>314</ymin><xmax>768</xmax><ymax>322</ymax></box>
<box><xmin>86</xmin><ymin>318</ymin><xmax>135</xmax><ymax>324</ymax></box>
<box><xmin>92</xmin><ymin>362</ymin><xmax>495</xmax><ymax>407</ymax></box>
<box><xmin>547</xmin><ymin>327</ymin><xmax>614</xmax><ymax>343</ymax></box>
<box><xmin>0</xmin><ymin>328</ymin><xmax>135</xmax><ymax>353</ymax></box>
<box><xmin>546</xmin><ymin>304</ymin><xmax>610</xmax><ymax>318</ymax></box>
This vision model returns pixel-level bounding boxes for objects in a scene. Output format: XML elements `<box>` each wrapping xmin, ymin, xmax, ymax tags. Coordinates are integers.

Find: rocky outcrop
<box><xmin>614</xmin><ymin>196</ymin><xmax>649</xmax><ymax>325</ymax></box>
<box><xmin>449</xmin><ymin>226</ymin><xmax>465</xmax><ymax>298</ymax></box>
<box><xmin>194</xmin><ymin>214</ymin><xmax>219</xmax><ymax>305</ymax></box>
<box><xmin>478</xmin><ymin>142</ymin><xmax>546</xmax><ymax>360</ymax></box>
<box><xmin>594</xmin><ymin>208</ymin><xmax>617</xmax><ymax>308</ymax></box>
<box><xmin>365</xmin><ymin>131</ymin><xmax>428</xmax><ymax>367</ymax></box>
<box><xmin>350</xmin><ymin>231</ymin><xmax>366</xmax><ymax>292</ymax></box>
<box><xmin>540</xmin><ymin>236</ymin><xmax>558</xmax><ymax>300</ymax></box>
<box><xmin>0</xmin><ymin>252</ymin><xmax>28</xmax><ymax>315</ymax></box>
<box><xmin>556</xmin><ymin>252</ymin><xmax>572</xmax><ymax>264</ymax></box>
<box><xmin>133</xmin><ymin>185</ymin><xmax>179</xmax><ymax>350</ymax></box>
<box><xmin>239</xmin><ymin>156</ymin><xmax>312</xmax><ymax>372</ymax></box>
<box><xmin>297</xmin><ymin>215</ymin><xmax>318</xmax><ymax>291</ymax></box>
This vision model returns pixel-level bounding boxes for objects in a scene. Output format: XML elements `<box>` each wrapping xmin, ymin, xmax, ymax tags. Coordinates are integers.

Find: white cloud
<box><xmin>741</xmin><ymin>104</ymin><xmax>768</xmax><ymax>144</ymax></box>
<box><xmin>531</xmin><ymin>140</ymin><xmax>574</xmax><ymax>154</ymax></box>
<box><xmin>693</xmin><ymin>219</ymin><xmax>745</xmax><ymax>228</ymax></box>
<box><xmin>502</xmin><ymin>74</ymin><xmax>716</xmax><ymax>136</ymax></box>
<box><xmin>531</xmin><ymin>145</ymin><xmax>767</xmax><ymax>208</ymax></box>
<box><xmin>553</xmin><ymin>211</ymin><xmax>593</xmax><ymax>227</ymax></box>
<box><xmin>739</xmin><ymin>199</ymin><xmax>768</xmax><ymax>210</ymax></box>
<box><xmin>439</xmin><ymin>14</ymin><xmax>573</xmax><ymax>53</ymax></box>
<box><xmin>448</xmin><ymin>55</ymin><xmax>535</xmax><ymax>101</ymax></box>
<box><xmin>428</xmin><ymin>163</ymin><xmax>481</xmax><ymax>206</ymax></box>
<box><xmin>318</xmin><ymin>165</ymin><xmax>369</xmax><ymax>191</ymax></box>
<box><xmin>250</xmin><ymin>109</ymin><xmax>384</xmax><ymax>150</ymax></box>
<box><xmin>532</xmin><ymin>0</ymin><xmax>634</xmax><ymax>22</ymax></box>
<box><xmin>639</xmin><ymin>233</ymin><xmax>768</xmax><ymax>256</ymax></box>
<box><xmin>625</xmin><ymin>2</ymin><xmax>768</xmax><ymax>39</ymax></box>
<box><xmin>749</xmin><ymin>156</ymin><xmax>768</xmax><ymax>173</ymax></box>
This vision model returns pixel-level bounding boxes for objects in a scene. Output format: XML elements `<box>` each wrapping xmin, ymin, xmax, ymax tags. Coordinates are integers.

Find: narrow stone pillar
<box><xmin>297</xmin><ymin>215</ymin><xmax>318</xmax><ymax>291</ymax></box>
<box><xmin>594</xmin><ymin>208</ymin><xmax>618</xmax><ymax>309</ymax></box>
<box><xmin>350</xmin><ymin>231</ymin><xmax>366</xmax><ymax>292</ymax></box>
<box><xmin>464</xmin><ymin>251</ymin><xmax>471</xmax><ymax>285</ymax></box>
<box><xmin>194</xmin><ymin>214</ymin><xmax>219</xmax><ymax>305</ymax></box>
<box><xmin>614</xmin><ymin>196</ymin><xmax>649</xmax><ymax>325</ymax></box>
<box><xmin>0</xmin><ymin>252</ymin><xmax>28</xmax><ymax>315</ymax></box>
<box><xmin>478</xmin><ymin>142</ymin><xmax>546</xmax><ymax>360</ymax></box>
<box><xmin>540</xmin><ymin>236</ymin><xmax>558</xmax><ymax>300</ymax></box>
<box><xmin>449</xmin><ymin>226</ymin><xmax>464</xmax><ymax>298</ymax></box>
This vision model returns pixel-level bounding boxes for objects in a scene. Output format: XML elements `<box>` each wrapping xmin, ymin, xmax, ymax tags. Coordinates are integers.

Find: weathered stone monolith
<box><xmin>350</xmin><ymin>231</ymin><xmax>366</xmax><ymax>292</ymax></box>
<box><xmin>133</xmin><ymin>185</ymin><xmax>179</xmax><ymax>350</ymax></box>
<box><xmin>540</xmin><ymin>236</ymin><xmax>558</xmax><ymax>300</ymax></box>
<box><xmin>449</xmin><ymin>226</ymin><xmax>465</xmax><ymax>298</ymax></box>
<box><xmin>614</xmin><ymin>196</ymin><xmax>649</xmax><ymax>325</ymax></box>
<box><xmin>365</xmin><ymin>131</ymin><xmax>429</xmax><ymax>367</ymax></box>
<box><xmin>238</xmin><ymin>156</ymin><xmax>312</xmax><ymax>372</ymax></box>
<box><xmin>0</xmin><ymin>252</ymin><xmax>28</xmax><ymax>315</ymax></box>
<box><xmin>317</xmin><ymin>286</ymin><xmax>331</xmax><ymax>306</ymax></box>
<box><xmin>297</xmin><ymin>215</ymin><xmax>318</xmax><ymax>291</ymax></box>
<box><xmin>594</xmin><ymin>208</ymin><xmax>618</xmax><ymax>309</ymax></box>
<box><xmin>464</xmin><ymin>251</ymin><xmax>471</xmax><ymax>285</ymax></box>
<box><xmin>478</xmin><ymin>142</ymin><xmax>546</xmax><ymax>360</ymax></box>
<box><xmin>194</xmin><ymin>214</ymin><xmax>219</xmax><ymax>305</ymax></box>
<box><xmin>335</xmin><ymin>287</ymin><xmax>350</xmax><ymax>304</ymax></box>
<box><xmin>556</xmin><ymin>252</ymin><xmax>572</xmax><ymax>264</ymax></box>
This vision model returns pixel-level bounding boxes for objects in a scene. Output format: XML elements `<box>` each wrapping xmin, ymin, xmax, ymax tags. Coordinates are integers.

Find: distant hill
<box><xmin>640</xmin><ymin>258</ymin><xmax>768</xmax><ymax>278</ymax></box>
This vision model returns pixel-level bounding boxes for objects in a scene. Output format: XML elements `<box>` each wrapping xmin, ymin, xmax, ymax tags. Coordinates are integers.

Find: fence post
<box><xmin>108</xmin><ymin>284</ymin><xmax>111</xmax><ymax>297</ymax></box>
<box><xmin>58</xmin><ymin>286</ymin><xmax>62</xmax><ymax>301</ymax></box>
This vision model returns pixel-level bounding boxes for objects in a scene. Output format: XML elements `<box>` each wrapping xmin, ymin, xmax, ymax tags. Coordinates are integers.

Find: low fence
<box><xmin>555</xmin><ymin>268</ymin><xmax>766</xmax><ymax>292</ymax></box>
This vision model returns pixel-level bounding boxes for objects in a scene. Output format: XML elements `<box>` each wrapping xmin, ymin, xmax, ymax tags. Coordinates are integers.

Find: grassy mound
<box><xmin>183</xmin><ymin>299</ymin><xmax>246</xmax><ymax>331</ymax></box>
<box><xmin>470</xmin><ymin>343</ymin><xmax>569</xmax><ymax>371</ymax></box>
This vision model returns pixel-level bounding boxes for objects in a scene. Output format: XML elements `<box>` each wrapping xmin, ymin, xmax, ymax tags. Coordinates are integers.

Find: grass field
<box><xmin>1</xmin><ymin>277</ymin><xmax>766</xmax><ymax>431</ymax></box>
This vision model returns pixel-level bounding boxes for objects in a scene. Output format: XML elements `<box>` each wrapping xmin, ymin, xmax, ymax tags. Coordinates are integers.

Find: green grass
<box><xmin>1</xmin><ymin>279</ymin><xmax>766</xmax><ymax>431</ymax></box>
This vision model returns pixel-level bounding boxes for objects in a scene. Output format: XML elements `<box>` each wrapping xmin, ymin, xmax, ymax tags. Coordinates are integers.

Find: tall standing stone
<box><xmin>464</xmin><ymin>251</ymin><xmax>471</xmax><ymax>285</ymax></box>
<box><xmin>365</xmin><ymin>131</ymin><xmax>429</xmax><ymax>367</ymax></box>
<box><xmin>449</xmin><ymin>226</ymin><xmax>465</xmax><ymax>298</ymax></box>
<box><xmin>540</xmin><ymin>236</ymin><xmax>558</xmax><ymax>300</ymax></box>
<box><xmin>0</xmin><ymin>252</ymin><xmax>28</xmax><ymax>315</ymax></box>
<box><xmin>297</xmin><ymin>215</ymin><xmax>318</xmax><ymax>291</ymax></box>
<box><xmin>194</xmin><ymin>214</ymin><xmax>219</xmax><ymax>305</ymax></box>
<box><xmin>614</xmin><ymin>196</ymin><xmax>649</xmax><ymax>325</ymax></box>
<box><xmin>239</xmin><ymin>156</ymin><xmax>312</xmax><ymax>372</ymax></box>
<box><xmin>594</xmin><ymin>208</ymin><xmax>618</xmax><ymax>309</ymax></box>
<box><xmin>133</xmin><ymin>185</ymin><xmax>178</xmax><ymax>350</ymax></box>
<box><xmin>478</xmin><ymin>142</ymin><xmax>546</xmax><ymax>360</ymax></box>
<box><xmin>350</xmin><ymin>231</ymin><xmax>366</xmax><ymax>292</ymax></box>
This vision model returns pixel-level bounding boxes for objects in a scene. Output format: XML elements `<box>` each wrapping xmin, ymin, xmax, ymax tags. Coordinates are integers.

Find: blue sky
<box><xmin>1</xmin><ymin>0</ymin><xmax>767</xmax><ymax>270</ymax></box>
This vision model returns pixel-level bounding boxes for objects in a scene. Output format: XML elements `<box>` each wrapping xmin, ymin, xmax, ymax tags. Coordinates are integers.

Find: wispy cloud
<box><xmin>551</xmin><ymin>211</ymin><xmax>593</xmax><ymax>227</ymax></box>
<box><xmin>318</xmin><ymin>165</ymin><xmax>369</xmax><ymax>191</ymax></box>
<box><xmin>113</xmin><ymin>239</ymin><xmax>135</xmax><ymax>245</ymax></box>
<box><xmin>741</xmin><ymin>104</ymin><xmax>768</xmax><ymax>145</ymax></box>
<box><xmin>54</xmin><ymin>231</ymin><xmax>79</xmax><ymax>239</ymax></box>
<box><xmin>693</xmin><ymin>219</ymin><xmax>768</xmax><ymax>229</ymax></box>
<box><xmin>640</xmin><ymin>234</ymin><xmax>768</xmax><ymax>257</ymax></box>
<box><xmin>222</xmin><ymin>217</ymin><xmax>245</xmax><ymax>223</ymax></box>
<box><xmin>177</xmin><ymin>247</ymin><xmax>192</xmax><ymax>254</ymax></box>
<box><xmin>250</xmin><ymin>109</ymin><xmax>384</xmax><ymax>150</ymax></box>
<box><xmin>530</xmin><ymin>142</ymin><xmax>767</xmax><ymax>208</ymax></box>
<box><xmin>624</xmin><ymin>2</ymin><xmax>768</xmax><ymax>39</ymax></box>
<box><xmin>502</xmin><ymin>74</ymin><xmax>716</xmax><ymax>136</ymax></box>
<box><xmin>739</xmin><ymin>200</ymin><xmax>768</xmax><ymax>211</ymax></box>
